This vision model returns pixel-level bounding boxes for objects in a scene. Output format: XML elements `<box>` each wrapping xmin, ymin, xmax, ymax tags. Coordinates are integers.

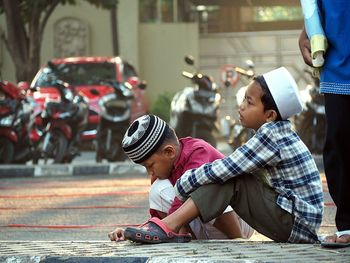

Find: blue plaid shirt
<box><xmin>175</xmin><ymin>121</ymin><xmax>324</xmax><ymax>243</ymax></box>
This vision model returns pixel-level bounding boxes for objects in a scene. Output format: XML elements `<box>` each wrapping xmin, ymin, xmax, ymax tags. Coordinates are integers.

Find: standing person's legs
<box><xmin>190</xmin><ymin>174</ymin><xmax>293</xmax><ymax>242</ymax></box>
<box><xmin>323</xmin><ymin>94</ymin><xmax>350</xmax><ymax>243</ymax></box>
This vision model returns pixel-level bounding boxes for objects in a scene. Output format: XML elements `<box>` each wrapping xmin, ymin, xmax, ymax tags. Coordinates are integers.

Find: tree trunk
<box><xmin>2</xmin><ymin>0</ymin><xmax>29</xmax><ymax>82</ymax></box>
<box><xmin>2</xmin><ymin>0</ymin><xmax>59</xmax><ymax>82</ymax></box>
<box><xmin>110</xmin><ymin>5</ymin><xmax>119</xmax><ymax>56</ymax></box>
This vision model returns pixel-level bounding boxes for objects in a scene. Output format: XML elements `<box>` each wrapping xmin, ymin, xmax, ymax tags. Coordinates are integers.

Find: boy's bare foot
<box><xmin>321</xmin><ymin>230</ymin><xmax>350</xmax><ymax>248</ymax></box>
<box><xmin>336</xmin><ymin>233</ymin><xmax>350</xmax><ymax>244</ymax></box>
<box><xmin>323</xmin><ymin>234</ymin><xmax>337</xmax><ymax>243</ymax></box>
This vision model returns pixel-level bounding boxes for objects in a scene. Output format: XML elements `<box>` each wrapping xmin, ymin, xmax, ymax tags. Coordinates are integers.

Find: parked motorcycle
<box><xmin>37</xmin><ymin>62</ymin><xmax>88</xmax><ymax>163</ymax></box>
<box><xmin>220</xmin><ymin>61</ymin><xmax>255</xmax><ymax>150</ymax></box>
<box><xmin>95</xmin><ymin>79</ymin><xmax>139</xmax><ymax>162</ymax></box>
<box><xmin>169</xmin><ymin>56</ymin><xmax>220</xmax><ymax>147</ymax></box>
<box><xmin>294</xmin><ymin>71</ymin><xmax>325</xmax><ymax>154</ymax></box>
<box><xmin>0</xmin><ymin>80</ymin><xmax>39</xmax><ymax>164</ymax></box>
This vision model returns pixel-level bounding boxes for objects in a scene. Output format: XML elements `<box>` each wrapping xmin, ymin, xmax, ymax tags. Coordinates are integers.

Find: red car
<box><xmin>29</xmin><ymin>56</ymin><xmax>149</xmax><ymax>143</ymax></box>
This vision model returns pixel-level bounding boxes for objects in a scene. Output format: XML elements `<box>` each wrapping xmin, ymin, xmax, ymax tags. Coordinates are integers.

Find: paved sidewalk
<box><xmin>0</xmin><ymin>240</ymin><xmax>349</xmax><ymax>262</ymax></box>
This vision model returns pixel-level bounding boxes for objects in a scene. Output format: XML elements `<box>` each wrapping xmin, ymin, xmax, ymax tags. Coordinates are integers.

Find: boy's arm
<box><xmin>169</xmin><ymin>146</ymin><xmax>223</xmax><ymax>213</ymax></box>
<box><xmin>175</xmin><ymin>128</ymin><xmax>281</xmax><ymax>200</ymax></box>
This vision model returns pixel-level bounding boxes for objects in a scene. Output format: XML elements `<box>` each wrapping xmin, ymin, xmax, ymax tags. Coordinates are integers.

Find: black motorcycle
<box><xmin>95</xmin><ymin>79</ymin><xmax>137</xmax><ymax>162</ymax></box>
<box><xmin>169</xmin><ymin>56</ymin><xmax>220</xmax><ymax>147</ymax></box>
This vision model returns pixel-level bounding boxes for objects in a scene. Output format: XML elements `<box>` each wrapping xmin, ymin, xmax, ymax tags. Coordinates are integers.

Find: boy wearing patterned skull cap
<box><xmin>108</xmin><ymin>114</ymin><xmax>253</xmax><ymax>242</ymax></box>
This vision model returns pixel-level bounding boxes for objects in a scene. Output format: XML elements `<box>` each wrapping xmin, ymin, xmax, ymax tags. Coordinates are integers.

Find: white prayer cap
<box><xmin>263</xmin><ymin>67</ymin><xmax>303</xmax><ymax>119</ymax></box>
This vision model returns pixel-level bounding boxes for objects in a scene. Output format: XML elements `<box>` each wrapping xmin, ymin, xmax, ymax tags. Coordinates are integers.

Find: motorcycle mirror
<box><xmin>138</xmin><ymin>80</ymin><xmax>147</xmax><ymax>90</ymax></box>
<box><xmin>17</xmin><ymin>81</ymin><xmax>30</xmax><ymax>91</ymax></box>
<box><xmin>47</xmin><ymin>60</ymin><xmax>58</xmax><ymax>71</ymax></box>
<box><xmin>184</xmin><ymin>55</ymin><xmax>195</xmax><ymax>66</ymax></box>
<box><xmin>30</xmin><ymin>86</ymin><xmax>38</xmax><ymax>92</ymax></box>
<box><xmin>245</xmin><ymin>59</ymin><xmax>255</xmax><ymax>69</ymax></box>
<box><xmin>224</xmin><ymin>80</ymin><xmax>231</xmax><ymax>88</ymax></box>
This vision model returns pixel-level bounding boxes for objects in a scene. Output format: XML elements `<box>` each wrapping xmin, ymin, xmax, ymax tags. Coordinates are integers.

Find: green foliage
<box><xmin>150</xmin><ymin>91</ymin><xmax>174</xmax><ymax>123</ymax></box>
<box><xmin>255</xmin><ymin>6</ymin><xmax>302</xmax><ymax>22</ymax></box>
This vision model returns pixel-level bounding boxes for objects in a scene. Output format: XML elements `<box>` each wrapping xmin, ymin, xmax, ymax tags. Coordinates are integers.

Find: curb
<box><xmin>0</xmin><ymin>162</ymin><xmax>146</xmax><ymax>178</ymax></box>
<box><xmin>0</xmin><ymin>256</ymin><xmax>250</xmax><ymax>263</ymax></box>
<box><xmin>0</xmin><ymin>154</ymin><xmax>324</xmax><ymax>178</ymax></box>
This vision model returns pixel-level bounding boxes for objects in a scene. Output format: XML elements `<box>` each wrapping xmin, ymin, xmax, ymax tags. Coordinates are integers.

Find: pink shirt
<box><xmin>167</xmin><ymin>137</ymin><xmax>224</xmax><ymax>215</ymax></box>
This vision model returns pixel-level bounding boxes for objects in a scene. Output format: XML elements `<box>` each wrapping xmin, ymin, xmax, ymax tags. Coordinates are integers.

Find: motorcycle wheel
<box><xmin>96</xmin><ymin>130</ymin><xmax>126</xmax><ymax>162</ymax></box>
<box><xmin>43</xmin><ymin>130</ymin><xmax>68</xmax><ymax>164</ymax></box>
<box><xmin>0</xmin><ymin>137</ymin><xmax>14</xmax><ymax>164</ymax></box>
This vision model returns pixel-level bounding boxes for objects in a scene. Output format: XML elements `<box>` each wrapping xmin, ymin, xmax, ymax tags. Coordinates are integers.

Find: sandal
<box><xmin>124</xmin><ymin>217</ymin><xmax>192</xmax><ymax>244</ymax></box>
<box><xmin>321</xmin><ymin>230</ymin><xmax>350</xmax><ymax>248</ymax></box>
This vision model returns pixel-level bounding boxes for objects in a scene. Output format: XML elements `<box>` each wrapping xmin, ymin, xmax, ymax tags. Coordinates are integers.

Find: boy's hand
<box><xmin>108</xmin><ymin>228</ymin><xmax>125</xmax><ymax>241</ymax></box>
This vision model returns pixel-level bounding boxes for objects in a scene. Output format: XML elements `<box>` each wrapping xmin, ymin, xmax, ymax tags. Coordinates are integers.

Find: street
<box><xmin>0</xmin><ymin>172</ymin><xmax>150</xmax><ymax>241</ymax></box>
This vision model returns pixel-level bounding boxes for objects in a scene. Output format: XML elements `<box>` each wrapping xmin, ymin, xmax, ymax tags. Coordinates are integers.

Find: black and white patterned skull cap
<box><xmin>122</xmin><ymin>115</ymin><xmax>169</xmax><ymax>163</ymax></box>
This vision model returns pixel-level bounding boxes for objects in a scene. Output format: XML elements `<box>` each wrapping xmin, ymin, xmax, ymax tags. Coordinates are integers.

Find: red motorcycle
<box><xmin>0</xmin><ymin>80</ymin><xmax>39</xmax><ymax>164</ymax></box>
<box><xmin>29</xmin><ymin>56</ymin><xmax>149</xmax><ymax>150</ymax></box>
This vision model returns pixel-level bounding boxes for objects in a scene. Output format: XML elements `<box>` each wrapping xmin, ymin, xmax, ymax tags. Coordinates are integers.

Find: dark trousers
<box><xmin>190</xmin><ymin>174</ymin><xmax>293</xmax><ymax>242</ymax></box>
<box><xmin>324</xmin><ymin>94</ymin><xmax>350</xmax><ymax>231</ymax></box>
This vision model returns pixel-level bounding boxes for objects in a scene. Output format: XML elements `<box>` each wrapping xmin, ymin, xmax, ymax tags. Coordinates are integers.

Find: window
<box><xmin>139</xmin><ymin>0</ymin><xmax>303</xmax><ymax>33</ymax></box>
<box><xmin>139</xmin><ymin>0</ymin><xmax>195</xmax><ymax>23</ymax></box>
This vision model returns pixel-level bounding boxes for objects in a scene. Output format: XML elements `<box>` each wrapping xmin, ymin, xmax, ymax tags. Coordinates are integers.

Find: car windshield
<box><xmin>35</xmin><ymin>62</ymin><xmax>118</xmax><ymax>86</ymax></box>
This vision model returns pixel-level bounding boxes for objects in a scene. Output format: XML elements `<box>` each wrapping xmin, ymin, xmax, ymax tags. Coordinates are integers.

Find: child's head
<box><xmin>122</xmin><ymin>114</ymin><xmax>179</xmax><ymax>179</ymax></box>
<box><xmin>239</xmin><ymin>67</ymin><xmax>302</xmax><ymax>131</ymax></box>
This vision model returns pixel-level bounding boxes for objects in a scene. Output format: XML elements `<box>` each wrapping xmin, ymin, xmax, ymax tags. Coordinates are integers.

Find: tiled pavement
<box><xmin>0</xmin><ymin>240</ymin><xmax>349</xmax><ymax>262</ymax></box>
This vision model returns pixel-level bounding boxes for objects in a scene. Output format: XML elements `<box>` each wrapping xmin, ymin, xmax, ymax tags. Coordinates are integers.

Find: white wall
<box><xmin>118</xmin><ymin>0</ymin><xmax>139</xmax><ymax>69</ymax></box>
<box><xmin>138</xmin><ymin>23</ymin><xmax>198</xmax><ymax>104</ymax></box>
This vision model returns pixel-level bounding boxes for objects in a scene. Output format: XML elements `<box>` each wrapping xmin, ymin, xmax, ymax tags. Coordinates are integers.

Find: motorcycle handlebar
<box><xmin>234</xmin><ymin>67</ymin><xmax>254</xmax><ymax>78</ymax></box>
<box><xmin>182</xmin><ymin>71</ymin><xmax>194</xmax><ymax>79</ymax></box>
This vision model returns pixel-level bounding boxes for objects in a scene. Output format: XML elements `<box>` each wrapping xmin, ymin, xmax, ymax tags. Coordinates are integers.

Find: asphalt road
<box><xmin>0</xmin><ymin>172</ymin><xmax>150</xmax><ymax>241</ymax></box>
<box><xmin>0</xmin><ymin>169</ymin><xmax>336</xmax><ymax>242</ymax></box>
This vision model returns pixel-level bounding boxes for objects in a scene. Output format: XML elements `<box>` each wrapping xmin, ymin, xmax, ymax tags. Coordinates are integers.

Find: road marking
<box><xmin>0</xmin><ymin>205</ymin><xmax>146</xmax><ymax>210</ymax></box>
<box><xmin>0</xmin><ymin>191</ymin><xmax>148</xmax><ymax>198</ymax></box>
<box><xmin>0</xmin><ymin>223</ymin><xmax>140</xmax><ymax>229</ymax></box>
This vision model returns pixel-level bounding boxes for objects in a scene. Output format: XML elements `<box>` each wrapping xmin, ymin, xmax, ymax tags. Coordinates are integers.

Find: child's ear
<box><xmin>162</xmin><ymin>144</ymin><xmax>177</xmax><ymax>159</ymax></box>
<box><xmin>266</xmin><ymin>109</ymin><xmax>278</xmax><ymax>122</ymax></box>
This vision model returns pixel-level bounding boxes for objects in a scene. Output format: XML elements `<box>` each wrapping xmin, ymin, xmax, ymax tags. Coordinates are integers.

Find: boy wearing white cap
<box><xmin>108</xmin><ymin>114</ymin><xmax>254</xmax><ymax>242</ymax></box>
<box><xmin>123</xmin><ymin>67</ymin><xmax>324</xmax><ymax>244</ymax></box>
